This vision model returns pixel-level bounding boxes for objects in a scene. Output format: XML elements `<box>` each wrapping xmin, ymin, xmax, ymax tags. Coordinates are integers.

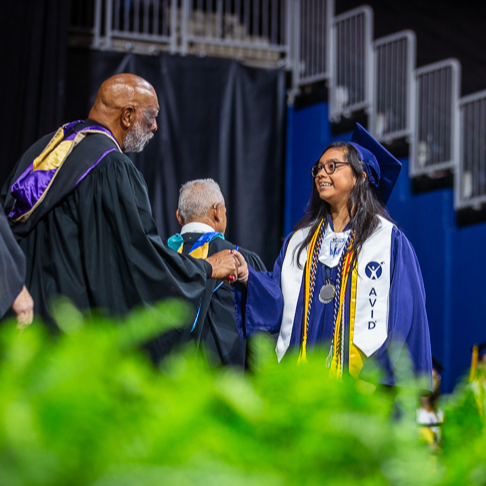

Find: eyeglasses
<box><xmin>311</xmin><ymin>161</ymin><xmax>350</xmax><ymax>178</ymax></box>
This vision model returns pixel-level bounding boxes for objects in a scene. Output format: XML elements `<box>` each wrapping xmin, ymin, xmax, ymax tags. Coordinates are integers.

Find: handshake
<box><xmin>205</xmin><ymin>249</ymin><xmax>249</xmax><ymax>286</ymax></box>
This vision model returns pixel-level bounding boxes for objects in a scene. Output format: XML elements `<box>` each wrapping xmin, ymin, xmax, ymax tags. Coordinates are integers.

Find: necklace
<box><xmin>318</xmin><ymin>235</ymin><xmax>345</xmax><ymax>304</ymax></box>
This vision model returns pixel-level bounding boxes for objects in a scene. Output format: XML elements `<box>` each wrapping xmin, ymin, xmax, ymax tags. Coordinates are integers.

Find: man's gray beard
<box><xmin>123</xmin><ymin>122</ymin><xmax>154</xmax><ymax>153</ymax></box>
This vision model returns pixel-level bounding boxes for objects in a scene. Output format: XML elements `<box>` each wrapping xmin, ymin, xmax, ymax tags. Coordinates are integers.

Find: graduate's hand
<box><xmin>206</xmin><ymin>249</ymin><xmax>238</xmax><ymax>282</ymax></box>
<box><xmin>234</xmin><ymin>251</ymin><xmax>249</xmax><ymax>287</ymax></box>
<box><xmin>12</xmin><ymin>285</ymin><xmax>34</xmax><ymax>329</ymax></box>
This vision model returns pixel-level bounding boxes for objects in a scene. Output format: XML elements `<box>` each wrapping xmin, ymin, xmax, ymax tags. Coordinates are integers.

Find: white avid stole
<box><xmin>278</xmin><ymin>217</ymin><xmax>394</xmax><ymax>362</ymax></box>
<box><xmin>277</xmin><ymin>227</ymin><xmax>310</xmax><ymax>362</ymax></box>
<box><xmin>353</xmin><ymin>216</ymin><xmax>394</xmax><ymax>357</ymax></box>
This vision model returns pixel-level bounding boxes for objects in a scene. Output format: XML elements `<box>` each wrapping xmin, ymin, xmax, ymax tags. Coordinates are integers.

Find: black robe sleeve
<box><xmin>185</xmin><ymin>238</ymin><xmax>267</xmax><ymax>367</ymax></box>
<box><xmin>76</xmin><ymin>152</ymin><xmax>211</xmax><ymax>316</ymax></box>
<box><xmin>0</xmin><ymin>205</ymin><xmax>25</xmax><ymax>318</ymax></box>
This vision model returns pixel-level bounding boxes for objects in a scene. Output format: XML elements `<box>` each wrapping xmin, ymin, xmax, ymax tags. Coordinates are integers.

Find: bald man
<box><xmin>0</xmin><ymin>74</ymin><xmax>237</xmax><ymax>339</ymax></box>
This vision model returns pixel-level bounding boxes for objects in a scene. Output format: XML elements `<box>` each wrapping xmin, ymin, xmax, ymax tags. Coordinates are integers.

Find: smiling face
<box><xmin>314</xmin><ymin>147</ymin><xmax>357</xmax><ymax>211</ymax></box>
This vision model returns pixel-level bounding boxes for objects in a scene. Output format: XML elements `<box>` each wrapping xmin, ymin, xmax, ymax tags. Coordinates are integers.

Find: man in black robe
<box><xmin>167</xmin><ymin>179</ymin><xmax>266</xmax><ymax>369</ymax></box>
<box><xmin>0</xmin><ymin>205</ymin><xmax>33</xmax><ymax>326</ymax></box>
<box><xmin>0</xmin><ymin>74</ymin><xmax>237</xmax><ymax>332</ymax></box>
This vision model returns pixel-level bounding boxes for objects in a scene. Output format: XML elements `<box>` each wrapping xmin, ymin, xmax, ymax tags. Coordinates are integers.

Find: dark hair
<box><xmin>294</xmin><ymin>141</ymin><xmax>393</xmax><ymax>268</ymax></box>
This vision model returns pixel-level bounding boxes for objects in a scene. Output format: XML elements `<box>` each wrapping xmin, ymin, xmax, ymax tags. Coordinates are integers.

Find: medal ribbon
<box><xmin>325</xmin><ymin>230</ymin><xmax>355</xmax><ymax>378</ymax></box>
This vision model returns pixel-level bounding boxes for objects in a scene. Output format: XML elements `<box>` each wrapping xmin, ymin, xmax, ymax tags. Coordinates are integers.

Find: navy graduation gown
<box><xmin>234</xmin><ymin>226</ymin><xmax>432</xmax><ymax>389</ymax></box>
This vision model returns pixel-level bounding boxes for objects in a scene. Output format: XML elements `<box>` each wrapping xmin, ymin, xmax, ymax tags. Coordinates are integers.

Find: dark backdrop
<box><xmin>65</xmin><ymin>48</ymin><xmax>287</xmax><ymax>266</ymax></box>
<box><xmin>0</xmin><ymin>0</ymin><xmax>69</xmax><ymax>189</ymax></box>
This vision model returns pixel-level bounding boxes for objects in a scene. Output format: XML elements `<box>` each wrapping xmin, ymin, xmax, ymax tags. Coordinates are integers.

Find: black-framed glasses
<box><xmin>311</xmin><ymin>161</ymin><xmax>350</xmax><ymax>178</ymax></box>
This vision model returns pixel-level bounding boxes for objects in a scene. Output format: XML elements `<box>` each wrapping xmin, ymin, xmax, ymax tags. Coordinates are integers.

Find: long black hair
<box><xmin>294</xmin><ymin>141</ymin><xmax>393</xmax><ymax>267</ymax></box>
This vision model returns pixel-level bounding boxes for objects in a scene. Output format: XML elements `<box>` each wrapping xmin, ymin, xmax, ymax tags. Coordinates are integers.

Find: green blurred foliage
<box><xmin>0</xmin><ymin>299</ymin><xmax>484</xmax><ymax>485</ymax></box>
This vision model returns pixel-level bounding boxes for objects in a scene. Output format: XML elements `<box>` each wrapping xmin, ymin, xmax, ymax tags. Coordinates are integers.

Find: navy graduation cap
<box><xmin>349</xmin><ymin>123</ymin><xmax>402</xmax><ymax>205</ymax></box>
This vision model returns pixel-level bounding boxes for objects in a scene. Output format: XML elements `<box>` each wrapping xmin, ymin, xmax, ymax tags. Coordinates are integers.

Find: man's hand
<box><xmin>206</xmin><ymin>250</ymin><xmax>238</xmax><ymax>282</ymax></box>
<box><xmin>234</xmin><ymin>251</ymin><xmax>249</xmax><ymax>287</ymax></box>
<box><xmin>11</xmin><ymin>286</ymin><xmax>34</xmax><ymax>329</ymax></box>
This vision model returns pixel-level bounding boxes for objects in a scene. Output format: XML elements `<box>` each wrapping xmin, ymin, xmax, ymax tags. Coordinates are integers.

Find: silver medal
<box><xmin>319</xmin><ymin>284</ymin><xmax>336</xmax><ymax>304</ymax></box>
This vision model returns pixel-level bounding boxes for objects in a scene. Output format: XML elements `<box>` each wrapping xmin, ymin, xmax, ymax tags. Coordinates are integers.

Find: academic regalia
<box><xmin>0</xmin><ymin>205</ymin><xmax>25</xmax><ymax>318</ymax></box>
<box><xmin>167</xmin><ymin>222</ymin><xmax>266</xmax><ymax>369</ymax></box>
<box><xmin>417</xmin><ymin>357</ymin><xmax>444</xmax><ymax>445</ymax></box>
<box><xmin>234</xmin><ymin>221</ymin><xmax>432</xmax><ymax>386</ymax></box>
<box><xmin>234</xmin><ymin>123</ymin><xmax>432</xmax><ymax>389</ymax></box>
<box><xmin>0</xmin><ymin>120</ymin><xmax>212</xmax><ymax>340</ymax></box>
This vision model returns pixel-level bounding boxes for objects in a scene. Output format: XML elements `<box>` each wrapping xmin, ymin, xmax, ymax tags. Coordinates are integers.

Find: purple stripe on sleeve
<box><xmin>76</xmin><ymin>148</ymin><xmax>118</xmax><ymax>186</ymax></box>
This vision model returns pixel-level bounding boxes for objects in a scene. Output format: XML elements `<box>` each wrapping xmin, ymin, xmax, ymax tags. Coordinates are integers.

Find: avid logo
<box><xmin>330</xmin><ymin>238</ymin><xmax>346</xmax><ymax>257</ymax></box>
<box><xmin>365</xmin><ymin>261</ymin><xmax>384</xmax><ymax>280</ymax></box>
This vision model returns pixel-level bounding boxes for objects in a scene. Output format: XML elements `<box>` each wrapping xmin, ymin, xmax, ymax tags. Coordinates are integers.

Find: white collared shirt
<box><xmin>180</xmin><ymin>221</ymin><xmax>216</xmax><ymax>235</ymax></box>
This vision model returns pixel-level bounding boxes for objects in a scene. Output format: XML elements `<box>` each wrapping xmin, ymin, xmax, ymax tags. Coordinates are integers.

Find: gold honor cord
<box><xmin>330</xmin><ymin>251</ymin><xmax>354</xmax><ymax>378</ymax></box>
<box><xmin>299</xmin><ymin>219</ymin><xmax>324</xmax><ymax>363</ymax></box>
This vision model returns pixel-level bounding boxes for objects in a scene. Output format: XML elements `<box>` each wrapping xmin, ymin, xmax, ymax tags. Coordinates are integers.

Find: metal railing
<box><xmin>370</xmin><ymin>31</ymin><xmax>415</xmax><ymax>143</ymax></box>
<box><xmin>71</xmin><ymin>0</ymin><xmax>486</xmax><ymax>214</ymax></box>
<box><xmin>294</xmin><ymin>0</ymin><xmax>333</xmax><ymax>86</ymax></box>
<box><xmin>180</xmin><ymin>0</ymin><xmax>290</xmax><ymax>56</ymax></box>
<box><xmin>71</xmin><ymin>0</ymin><xmax>290</xmax><ymax>60</ymax></box>
<box><xmin>456</xmin><ymin>90</ymin><xmax>486</xmax><ymax>209</ymax></box>
<box><xmin>411</xmin><ymin>59</ymin><xmax>461</xmax><ymax>177</ymax></box>
<box><xmin>329</xmin><ymin>5</ymin><xmax>373</xmax><ymax>122</ymax></box>
<box><xmin>94</xmin><ymin>0</ymin><xmax>179</xmax><ymax>52</ymax></box>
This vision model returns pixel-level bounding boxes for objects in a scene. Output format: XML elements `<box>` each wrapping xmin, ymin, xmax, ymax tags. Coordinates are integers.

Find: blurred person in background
<box><xmin>469</xmin><ymin>342</ymin><xmax>486</xmax><ymax>417</ymax></box>
<box><xmin>417</xmin><ymin>358</ymin><xmax>444</xmax><ymax>449</ymax></box>
<box><xmin>233</xmin><ymin>123</ymin><xmax>432</xmax><ymax>390</ymax></box>
<box><xmin>167</xmin><ymin>179</ymin><xmax>266</xmax><ymax>369</ymax></box>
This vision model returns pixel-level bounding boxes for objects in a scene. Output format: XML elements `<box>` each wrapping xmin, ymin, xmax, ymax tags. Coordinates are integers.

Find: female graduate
<box><xmin>234</xmin><ymin>123</ymin><xmax>432</xmax><ymax>387</ymax></box>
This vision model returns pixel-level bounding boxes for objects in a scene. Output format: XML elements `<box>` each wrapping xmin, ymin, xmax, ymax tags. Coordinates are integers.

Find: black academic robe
<box><xmin>0</xmin><ymin>205</ymin><xmax>25</xmax><ymax>318</ymax></box>
<box><xmin>0</xmin><ymin>121</ymin><xmax>211</xmax><ymax>338</ymax></box>
<box><xmin>179</xmin><ymin>233</ymin><xmax>266</xmax><ymax>369</ymax></box>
